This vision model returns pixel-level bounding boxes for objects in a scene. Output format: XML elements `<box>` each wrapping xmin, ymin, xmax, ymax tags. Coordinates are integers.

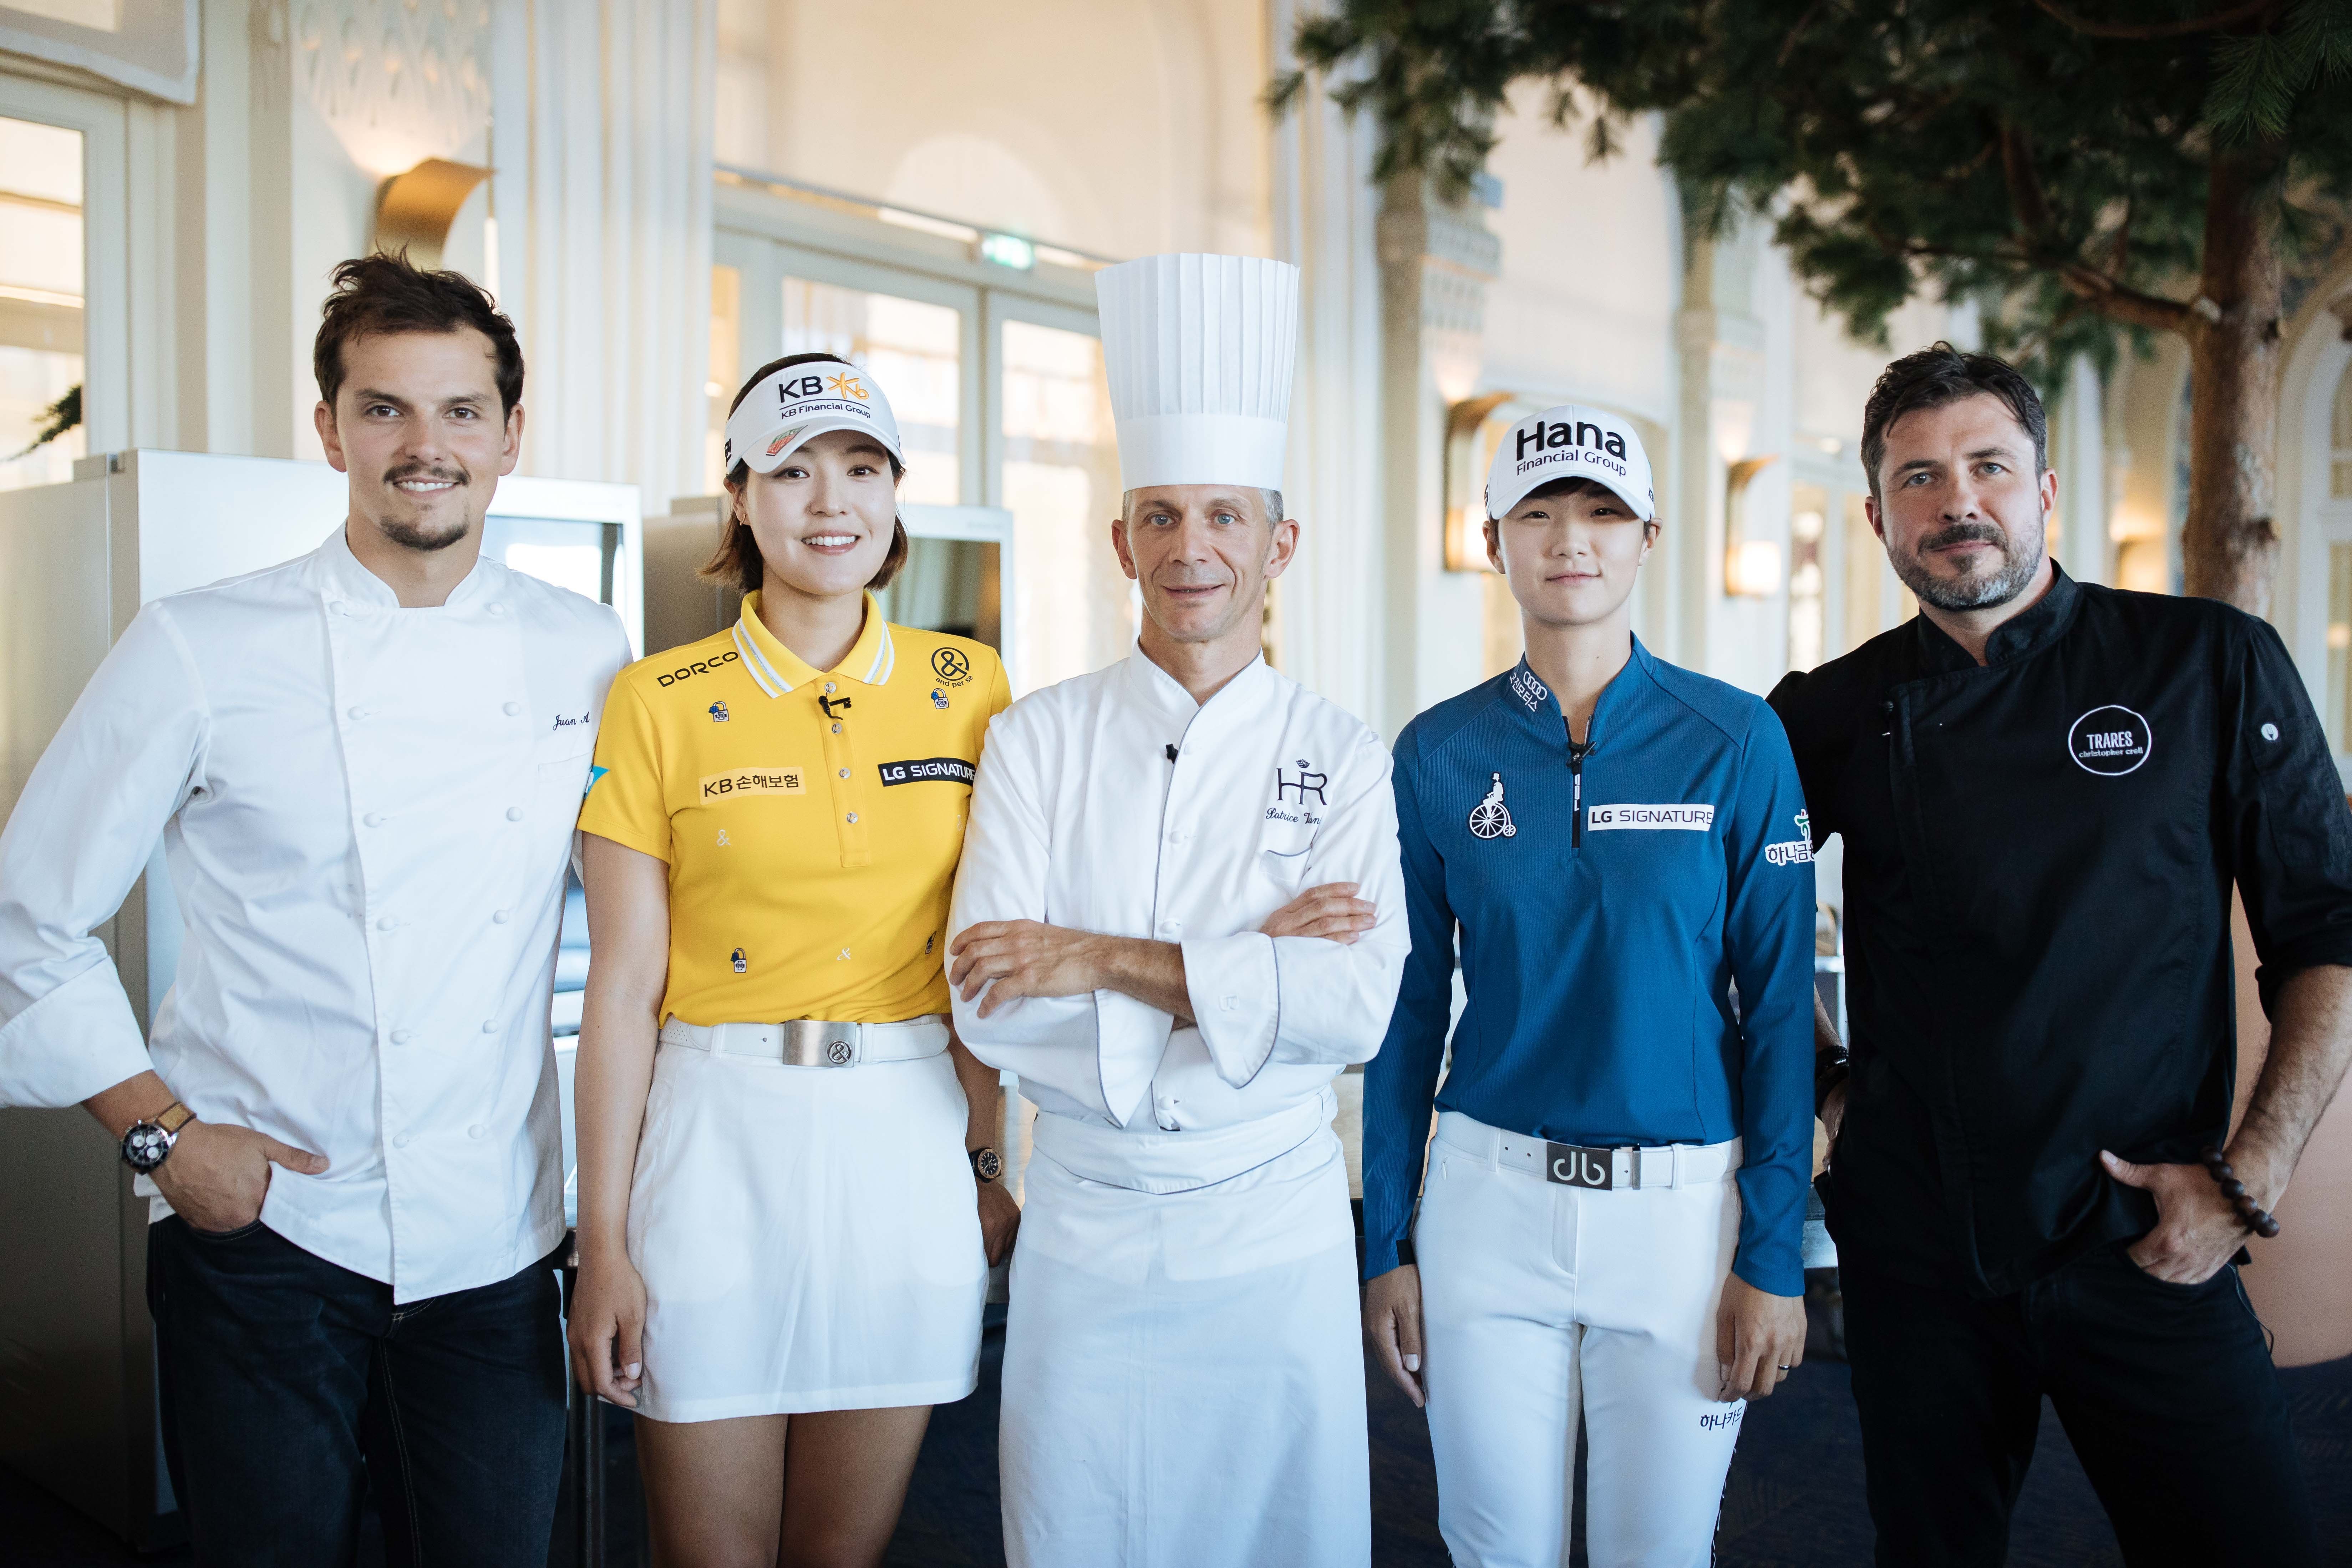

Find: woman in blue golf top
<box><xmin>1361</xmin><ymin>404</ymin><xmax>1817</xmax><ymax>1568</ymax></box>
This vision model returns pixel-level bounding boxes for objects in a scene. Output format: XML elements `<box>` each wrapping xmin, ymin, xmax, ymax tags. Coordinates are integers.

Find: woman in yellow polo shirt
<box><xmin>568</xmin><ymin>353</ymin><xmax>1016</xmax><ymax>1567</ymax></box>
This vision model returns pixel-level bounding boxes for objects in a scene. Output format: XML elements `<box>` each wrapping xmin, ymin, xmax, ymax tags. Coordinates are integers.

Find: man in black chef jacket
<box><xmin>1770</xmin><ymin>344</ymin><xmax>2352</xmax><ymax>1568</ymax></box>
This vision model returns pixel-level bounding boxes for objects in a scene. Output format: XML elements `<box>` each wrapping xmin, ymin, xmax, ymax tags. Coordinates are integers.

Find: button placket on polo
<box><xmin>818</xmin><ymin>681</ymin><xmax>872</xmax><ymax>868</ymax></box>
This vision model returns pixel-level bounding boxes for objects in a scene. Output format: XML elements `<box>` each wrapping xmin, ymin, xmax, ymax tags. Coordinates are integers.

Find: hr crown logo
<box><xmin>1276</xmin><ymin>759</ymin><xmax>1329</xmax><ymax>805</ymax></box>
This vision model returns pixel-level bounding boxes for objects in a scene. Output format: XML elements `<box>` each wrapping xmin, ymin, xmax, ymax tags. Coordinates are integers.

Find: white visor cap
<box><xmin>1485</xmin><ymin>404</ymin><xmax>1656</xmax><ymax>523</ymax></box>
<box><xmin>1096</xmin><ymin>253</ymin><xmax>1300</xmax><ymax>492</ymax></box>
<box><xmin>722</xmin><ymin>358</ymin><xmax>904</xmax><ymax>477</ymax></box>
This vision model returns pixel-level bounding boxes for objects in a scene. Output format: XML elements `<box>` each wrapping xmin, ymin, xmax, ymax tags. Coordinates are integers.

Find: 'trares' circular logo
<box><xmin>2068</xmin><ymin>705</ymin><xmax>2153</xmax><ymax>776</ymax></box>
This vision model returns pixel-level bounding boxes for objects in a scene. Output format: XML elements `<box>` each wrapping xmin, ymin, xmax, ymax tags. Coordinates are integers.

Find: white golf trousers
<box><xmin>1416</xmin><ymin>1112</ymin><xmax>1748</xmax><ymax>1568</ymax></box>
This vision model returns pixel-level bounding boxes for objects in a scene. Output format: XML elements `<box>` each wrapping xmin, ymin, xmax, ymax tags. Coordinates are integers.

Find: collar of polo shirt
<box><xmin>729</xmin><ymin>590</ymin><xmax>898</xmax><ymax>697</ymax></box>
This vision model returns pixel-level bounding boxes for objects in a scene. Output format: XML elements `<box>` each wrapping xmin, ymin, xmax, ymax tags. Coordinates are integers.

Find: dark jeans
<box><xmin>1841</xmin><ymin>1239</ymin><xmax>2318</xmax><ymax>1568</ymax></box>
<box><xmin>147</xmin><ymin>1216</ymin><xmax>568</xmax><ymax>1568</ymax></box>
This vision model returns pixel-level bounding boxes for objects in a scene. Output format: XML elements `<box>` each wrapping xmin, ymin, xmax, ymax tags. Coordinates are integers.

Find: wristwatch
<box><xmin>122</xmin><ymin>1102</ymin><xmax>195</xmax><ymax>1174</ymax></box>
<box><xmin>968</xmin><ymin>1146</ymin><xmax>1004</xmax><ymax>1184</ymax></box>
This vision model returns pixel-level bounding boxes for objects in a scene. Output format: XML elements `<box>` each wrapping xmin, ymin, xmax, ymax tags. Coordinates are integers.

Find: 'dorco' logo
<box><xmin>2068</xmin><ymin>705</ymin><xmax>2153</xmax><ymax>776</ymax></box>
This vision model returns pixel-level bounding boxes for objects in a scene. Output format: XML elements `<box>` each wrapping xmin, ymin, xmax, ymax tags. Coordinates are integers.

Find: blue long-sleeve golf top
<box><xmin>1362</xmin><ymin>639</ymin><xmax>1818</xmax><ymax>1295</ymax></box>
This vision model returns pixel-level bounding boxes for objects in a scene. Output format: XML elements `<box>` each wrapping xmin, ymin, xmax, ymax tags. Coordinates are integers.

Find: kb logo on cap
<box><xmin>775</xmin><ymin>370</ymin><xmax>869</xmax><ymax>405</ymax></box>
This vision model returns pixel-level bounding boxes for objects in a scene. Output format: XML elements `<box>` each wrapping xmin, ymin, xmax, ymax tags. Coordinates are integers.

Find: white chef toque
<box><xmin>1094</xmin><ymin>253</ymin><xmax>1300</xmax><ymax>492</ymax></box>
<box><xmin>1484</xmin><ymin>403</ymin><xmax>1657</xmax><ymax>522</ymax></box>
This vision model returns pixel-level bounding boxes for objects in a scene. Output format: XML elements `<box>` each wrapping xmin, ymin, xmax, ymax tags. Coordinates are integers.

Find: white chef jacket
<box><xmin>0</xmin><ymin>527</ymin><xmax>629</xmax><ymax>1303</ymax></box>
<box><xmin>948</xmin><ymin>650</ymin><xmax>1407</xmax><ymax>1151</ymax></box>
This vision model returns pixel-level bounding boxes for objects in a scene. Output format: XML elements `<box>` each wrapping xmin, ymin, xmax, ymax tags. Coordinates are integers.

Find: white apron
<box><xmin>1001</xmin><ymin>1094</ymin><xmax>1368</xmax><ymax>1568</ymax></box>
<box><xmin>625</xmin><ymin>1042</ymin><xmax>987</xmax><ymax>1422</ymax></box>
<box><xmin>949</xmin><ymin>651</ymin><xmax>1407</xmax><ymax>1567</ymax></box>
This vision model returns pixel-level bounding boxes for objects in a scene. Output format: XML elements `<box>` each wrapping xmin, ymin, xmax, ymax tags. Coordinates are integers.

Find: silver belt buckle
<box><xmin>1543</xmin><ymin>1142</ymin><xmax>1614</xmax><ymax>1189</ymax></box>
<box><xmin>782</xmin><ymin>1020</ymin><xmax>860</xmax><ymax>1067</ymax></box>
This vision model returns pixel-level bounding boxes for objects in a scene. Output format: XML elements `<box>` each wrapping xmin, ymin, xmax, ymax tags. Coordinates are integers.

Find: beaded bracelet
<box><xmin>2200</xmin><ymin>1146</ymin><xmax>2281</xmax><ymax>1239</ymax></box>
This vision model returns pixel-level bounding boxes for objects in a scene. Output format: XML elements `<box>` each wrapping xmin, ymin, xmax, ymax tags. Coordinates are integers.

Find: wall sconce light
<box><xmin>1723</xmin><ymin>454</ymin><xmax>1781</xmax><ymax>597</ymax></box>
<box><xmin>375</xmin><ymin>158</ymin><xmax>493</xmax><ymax>272</ymax></box>
<box><xmin>1443</xmin><ymin>391</ymin><xmax>1530</xmax><ymax>572</ymax></box>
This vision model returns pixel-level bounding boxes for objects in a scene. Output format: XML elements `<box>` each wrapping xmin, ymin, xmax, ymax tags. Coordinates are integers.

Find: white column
<box><xmin>2057</xmin><ymin>352</ymin><xmax>2109</xmax><ymax>586</ymax></box>
<box><xmin>492</xmin><ymin>0</ymin><xmax>716</xmax><ymax>508</ymax></box>
<box><xmin>1267</xmin><ymin>0</ymin><xmax>1385</xmax><ymax>729</ymax></box>
<box><xmin>1377</xmin><ymin>174</ymin><xmax>1500</xmax><ymax>739</ymax></box>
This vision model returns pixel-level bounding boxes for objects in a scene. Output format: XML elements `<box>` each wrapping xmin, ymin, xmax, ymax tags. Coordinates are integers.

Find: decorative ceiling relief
<box><xmin>291</xmin><ymin>0</ymin><xmax>493</xmax><ymax>177</ymax></box>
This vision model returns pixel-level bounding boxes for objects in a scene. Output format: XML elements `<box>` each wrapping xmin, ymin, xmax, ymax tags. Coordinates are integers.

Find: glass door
<box><xmin>0</xmin><ymin>114</ymin><xmax>85</xmax><ymax>490</ymax></box>
<box><xmin>987</xmin><ymin>294</ymin><xmax>1125</xmax><ymax>692</ymax></box>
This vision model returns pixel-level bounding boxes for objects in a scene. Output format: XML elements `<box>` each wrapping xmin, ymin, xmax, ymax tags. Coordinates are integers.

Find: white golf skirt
<box><xmin>624</xmin><ymin>1037</ymin><xmax>987</xmax><ymax>1423</ymax></box>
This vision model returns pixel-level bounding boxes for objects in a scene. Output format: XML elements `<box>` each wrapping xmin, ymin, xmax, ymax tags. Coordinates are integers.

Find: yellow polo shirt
<box><xmin>579</xmin><ymin>591</ymin><xmax>1011</xmax><ymax>1027</ymax></box>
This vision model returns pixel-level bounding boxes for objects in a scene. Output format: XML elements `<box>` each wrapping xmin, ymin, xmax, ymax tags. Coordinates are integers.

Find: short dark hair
<box><xmin>703</xmin><ymin>352</ymin><xmax>909</xmax><ymax>593</ymax></box>
<box><xmin>314</xmin><ymin>252</ymin><xmax>523</xmax><ymax>415</ymax></box>
<box><xmin>1860</xmin><ymin>343</ymin><xmax>2047</xmax><ymax>498</ymax></box>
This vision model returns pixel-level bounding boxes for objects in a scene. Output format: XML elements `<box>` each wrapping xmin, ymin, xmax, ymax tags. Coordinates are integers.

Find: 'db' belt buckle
<box><xmin>1544</xmin><ymin>1142</ymin><xmax>1614</xmax><ymax>1189</ymax></box>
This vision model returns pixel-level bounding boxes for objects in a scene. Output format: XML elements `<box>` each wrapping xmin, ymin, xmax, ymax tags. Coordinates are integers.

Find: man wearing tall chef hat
<box><xmin>947</xmin><ymin>253</ymin><xmax>1407</xmax><ymax>1567</ymax></box>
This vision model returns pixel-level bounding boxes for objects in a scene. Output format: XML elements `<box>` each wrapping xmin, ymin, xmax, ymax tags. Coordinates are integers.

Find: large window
<box><xmin>712</xmin><ymin>184</ymin><xmax>1125</xmax><ymax>692</ymax></box>
<box><xmin>782</xmin><ymin>280</ymin><xmax>962</xmax><ymax>506</ymax></box>
<box><xmin>998</xmin><ymin>313</ymin><xmax>1126</xmax><ymax>689</ymax></box>
<box><xmin>0</xmin><ymin>113</ymin><xmax>84</xmax><ymax>492</ymax></box>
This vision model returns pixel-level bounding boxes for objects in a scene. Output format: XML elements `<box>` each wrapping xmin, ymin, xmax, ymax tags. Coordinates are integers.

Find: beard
<box><xmin>374</xmin><ymin>462</ymin><xmax>474</xmax><ymax>553</ymax></box>
<box><xmin>1890</xmin><ymin>519</ymin><xmax>2044</xmax><ymax>613</ymax></box>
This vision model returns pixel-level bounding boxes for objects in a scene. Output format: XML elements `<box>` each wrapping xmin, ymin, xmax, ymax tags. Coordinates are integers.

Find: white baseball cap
<box><xmin>1485</xmin><ymin>403</ymin><xmax>1656</xmax><ymax>522</ymax></box>
<box><xmin>723</xmin><ymin>357</ymin><xmax>904</xmax><ymax>476</ymax></box>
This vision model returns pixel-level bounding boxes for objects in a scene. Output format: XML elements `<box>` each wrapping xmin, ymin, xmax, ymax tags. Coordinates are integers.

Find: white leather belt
<box><xmin>659</xmin><ymin>1014</ymin><xmax>949</xmax><ymax>1068</ymax></box>
<box><xmin>1436</xmin><ymin>1111</ymin><xmax>1740</xmax><ymax>1191</ymax></box>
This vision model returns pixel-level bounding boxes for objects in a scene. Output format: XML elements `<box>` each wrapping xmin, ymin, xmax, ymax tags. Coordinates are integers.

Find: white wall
<box><xmin>716</xmin><ymin>0</ymin><xmax>1272</xmax><ymax>263</ymax></box>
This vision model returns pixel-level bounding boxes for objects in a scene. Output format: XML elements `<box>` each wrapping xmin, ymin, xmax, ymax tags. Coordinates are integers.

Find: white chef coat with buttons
<box><xmin>948</xmin><ymin>649</ymin><xmax>1407</xmax><ymax>1149</ymax></box>
<box><xmin>0</xmin><ymin>527</ymin><xmax>630</xmax><ymax>1303</ymax></box>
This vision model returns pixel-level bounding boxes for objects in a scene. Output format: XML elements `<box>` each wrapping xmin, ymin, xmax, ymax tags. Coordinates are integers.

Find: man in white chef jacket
<box><xmin>0</xmin><ymin>254</ymin><xmax>629</xmax><ymax>1566</ymax></box>
<box><xmin>948</xmin><ymin>253</ymin><xmax>1407</xmax><ymax>1568</ymax></box>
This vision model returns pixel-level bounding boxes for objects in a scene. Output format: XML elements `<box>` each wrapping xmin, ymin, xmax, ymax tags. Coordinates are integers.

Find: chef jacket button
<box><xmin>1160</xmin><ymin>920</ymin><xmax>1183</xmax><ymax>937</ymax></box>
<box><xmin>845</xmin><ymin>811</ymin><xmax>859</xmax><ymax>824</ymax></box>
<box><xmin>837</xmin><ymin>768</ymin><xmax>850</xmax><ymax>779</ymax></box>
<box><xmin>503</xmin><ymin>701</ymin><xmax>522</xmax><ymax>716</ymax></box>
<box><xmin>330</xmin><ymin>600</ymin><xmax>350</xmax><ymax>616</ymax></box>
<box><xmin>364</xmin><ymin>812</ymin><xmax>385</xmax><ymax>827</ymax></box>
<box><xmin>832</xmin><ymin>723</ymin><xmax>843</xmax><ymax>734</ymax></box>
<box><xmin>492</xmin><ymin>908</ymin><xmax>511</xmax><ymax>924</ymax></box>
<box><xmin>481</xmin><ymin>1019</ymin><xmax>498</xmax><ymax>1033</ymax></box>
<box><xmin>506</xmin><ymin>806</ymin><xmax>525</xmax><ymax>821</ymax></box>
<box><xmin>2261</xmin><ymin>722</ymin><xmax>2280</xmax><ymax>742</ymax></box>
<box><xmin>348</xmin><ymin>705</ymin><xmax>369</xmax><ymax>721</ymax></box>
<box><xmin>1220</xmin><ymin>995</ymin><xmax>1238</xmax><ymax>1010</ymax></box>
<box><xmin>467</xmin><ymin>1124</ymin><xmax>486</xmax><ymax>1140</ymax></box>
<box><xmin>391</xmin><ymin>1029</ymin><xmax>412</xmax><ymax>1044</ymax></box>
<box><xmin>377</xmin><ymin>916</ymin><xmax>398</xmax><ymax>931</ymax></box>
<box><xmin>488</xmin><ymin>604</ymin><xmax>506</xmax><ymax>616</ymax></box>
<box><xmin>393</xmin><ymin>1133</ymin><xmax>412</xmax><ymax>1149</ymax></box>
<box><xmin>1168</xmin><ymin>829</ymin><xmax>1187</xmax><ymax>844</ymax></box>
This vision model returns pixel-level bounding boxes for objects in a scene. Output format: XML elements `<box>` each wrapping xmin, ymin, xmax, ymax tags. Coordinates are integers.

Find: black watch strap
<box><xmin>968</xmin><ymin>1146</ymin><xmax>1003</xmax><ymax>1184</ymax></box>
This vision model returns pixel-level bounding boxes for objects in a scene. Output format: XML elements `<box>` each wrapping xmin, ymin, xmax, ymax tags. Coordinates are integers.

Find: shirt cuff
<box><xmin>0</xmin><ymin>963</ymin><xmax>154</xmax><ymax>1109</ymax></box>
<box><xmin>1181</xmin><ymin>932</ymin><xmax>1278</xmax><ymax>1088</ymax></box>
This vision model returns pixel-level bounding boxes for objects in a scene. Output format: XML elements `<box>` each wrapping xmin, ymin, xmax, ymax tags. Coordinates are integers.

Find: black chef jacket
<box><xmin>1768</xmin><ymin>562</ymin><xmax>2352</xmax><ymax>1296</ymax></box>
